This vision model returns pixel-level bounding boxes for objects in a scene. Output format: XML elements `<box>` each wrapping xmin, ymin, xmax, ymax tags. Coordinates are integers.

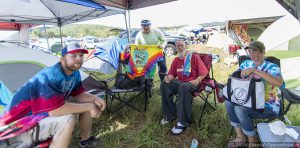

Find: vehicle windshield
<box><xmin>161</xmin><ymin>30</ymin><xmax>170</xmax><ymax>36</ymax></box>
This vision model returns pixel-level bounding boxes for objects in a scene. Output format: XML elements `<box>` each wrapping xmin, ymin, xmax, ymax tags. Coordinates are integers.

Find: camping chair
<box><xmin>173</xmin><ymin>53</ymin><xmax>218</xmax><ymax>126</ymax></box>
<box><xmin>0</xmin><ymin>62</ymin><xmax>52</xmax><ymax>148</ymax></box>
<box><xmin>237</xmin><ymin>55</ymin><xmax>294</xmax><ymax>124</ymax></box>
<box><xmin>82</xmin><ymin>53</ymin><xmax>153</xmax><ymax>113</ymax></box>
<box><xmin>193</xmin><ymin>53</ymin><xmax>218</xmax><ymax>126</ymax></box>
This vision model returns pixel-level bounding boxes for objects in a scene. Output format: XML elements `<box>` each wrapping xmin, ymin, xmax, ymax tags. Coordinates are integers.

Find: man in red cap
<box><xmin>0</xmin><ymin>43</ymin><xmax>106</xmax><ymax>148</ymax></box>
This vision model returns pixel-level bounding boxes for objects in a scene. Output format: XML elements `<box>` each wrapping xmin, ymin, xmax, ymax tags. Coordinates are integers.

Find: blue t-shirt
<box><xmin>240</xmin><ymin>60</ymin><xmax>283</xmax><ymax>115</ymax></box>
<box><xmin>0</xmin><ymin>63</ymin><xmax>85</xmax><ymax>125</ymax></box>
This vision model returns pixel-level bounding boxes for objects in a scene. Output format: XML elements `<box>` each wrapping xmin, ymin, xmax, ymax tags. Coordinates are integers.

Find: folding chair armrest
<box><xmin>281</xmin><ymin>88</ymin><xmax>300</xmax><ymax>103</ymax></box>
<box><xmin>97</xmin><ymin>76</ymin><xmax>116</xmax><ymax>88</ymax></box>
<box><xmin>200</xmin><ymin>78</ymin><xmax>216</xmax><ymax>89</ymax></box>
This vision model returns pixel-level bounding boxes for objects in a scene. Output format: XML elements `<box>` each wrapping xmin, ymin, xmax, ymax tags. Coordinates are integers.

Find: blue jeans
<box><xmin>157</xmin><ymin>55</ymin><xmax>167</xmax><ymax>81</ymax></box>
<box><xmin>225</xmin><ymin>100</ymin><xmax>277</xmax><ymax>136</ymax></box>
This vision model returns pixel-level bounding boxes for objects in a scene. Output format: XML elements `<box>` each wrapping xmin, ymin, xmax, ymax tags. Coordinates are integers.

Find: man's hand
<box><xmin>190</xmin><ymin>79</ymin><xmax>200</xmax><ymax>86</ymax></box>
<box><xmin>164</xmin><ymin>76</ymin><xmax>171</xmax><ymax>83</ymax></box>
<box><xmin>241</xmin><ymin>68</ymin><xmax>255</xmax><ymax>78</ymax></box>
<box><xmin>94</xmin><ymin>97</ymin><xmax>106</xmax><ymax>112</ymax></box>
<box><xmin>90</xmin><ymin>103</ymin><xmax>100</xmax><ymax>118</ymax></box>
<box><xmin>157</xmin><ymin>45</ymin><xmax>163</xmax><ymax>49</ymax></box>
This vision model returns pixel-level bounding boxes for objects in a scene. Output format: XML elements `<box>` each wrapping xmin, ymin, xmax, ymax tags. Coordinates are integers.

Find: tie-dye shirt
<box><xmin>0</xmin><ymin>63</ymin><xmax>85</xmax><ymax>125</ymax></box>
<box><xmin>239</xmin><ymin>60</ymin><xmax>283</xmax><ymax>115</ymax></box>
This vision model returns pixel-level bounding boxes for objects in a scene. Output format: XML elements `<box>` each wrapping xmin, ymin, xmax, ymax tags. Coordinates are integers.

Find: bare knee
<box><xmin>66</xmin><ymin>114</ymin><xmax>76</xmax><ymax>128</ymax></box>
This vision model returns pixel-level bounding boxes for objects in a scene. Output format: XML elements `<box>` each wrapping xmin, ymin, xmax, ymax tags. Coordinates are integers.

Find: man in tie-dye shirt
<box><xmin>225</xmin><ymin>41</ymin><xmax>285</xmax><ymax>147</ymax></box>
<box><xmin>0</xmin><ymin>43</ymin><xmax>106</xmax><ymax>148</ymax></box>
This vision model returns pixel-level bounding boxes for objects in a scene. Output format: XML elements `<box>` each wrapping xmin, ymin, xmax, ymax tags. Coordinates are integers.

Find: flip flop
<box><xmin>170</xmin><ymin>125</ymin><xmax>187</xmax><ymax>135</ymax></box>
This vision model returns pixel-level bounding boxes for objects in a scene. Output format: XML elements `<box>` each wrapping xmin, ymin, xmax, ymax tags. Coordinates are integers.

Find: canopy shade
<box><xmin>93</xmin><ymin>0</ymin><xmax>177</xmax><ymax>10</ymax></box>
<box><xmin>0</xmin><ymin>0</ymin><xmax>125</xmax><ymax>26</ymax></box>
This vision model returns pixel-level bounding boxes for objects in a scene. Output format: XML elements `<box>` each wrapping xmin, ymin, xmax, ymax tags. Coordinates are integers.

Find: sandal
<box><xmin>227</xmin><ymin>137</ymin><xmax>246</xmax><ymax>148</ymax></box>
<box><xmin>171</xmin><ymin>123</ymin><xmax>187</xmax><ymax>135</ymax></box>
<box><xmin>160</xmin><ymin>116</ymin><xmax>176</xmax><ymax>125</ymax></box>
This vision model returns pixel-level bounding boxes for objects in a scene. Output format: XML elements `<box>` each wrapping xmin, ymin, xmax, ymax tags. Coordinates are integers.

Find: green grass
<box><xmin>285</xmin><ymin>77</ymin><xmax>300</xmax><ymax>89</ymax></box>
<box><xmin>70</xmin><ymin>45</ymin><xmax>300</xmax><ymax>147</ymax></box>
<box><xmin>266</xmin><ymin>50</ymin><xmax>300</xmax><ymax>59</ymax></box>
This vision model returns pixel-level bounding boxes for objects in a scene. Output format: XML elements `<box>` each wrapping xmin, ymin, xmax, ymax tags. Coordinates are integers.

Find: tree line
<box><xmin>30</xmin><ymin>24</ymin><xmax>121</xmax><ymax>38</ymax></box>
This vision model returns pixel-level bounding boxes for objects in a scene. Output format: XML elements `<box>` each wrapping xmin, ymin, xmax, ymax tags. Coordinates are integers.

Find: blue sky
<box><xmin>79</xmin><ymin>0</ymin><xmax>290</xmax><ymax>28</ymax></box>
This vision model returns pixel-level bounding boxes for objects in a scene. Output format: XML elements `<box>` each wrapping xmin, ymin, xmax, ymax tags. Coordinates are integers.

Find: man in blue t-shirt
<box><xmin>0</xmin><ymin>43</ymin><xmax>106</xmax><ymax>148</ymax></box>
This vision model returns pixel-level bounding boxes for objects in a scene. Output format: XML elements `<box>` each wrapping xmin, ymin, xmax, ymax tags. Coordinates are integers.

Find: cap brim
<box><xmin>141</xmin><ymin>23</ymin><xmax>151</xmax><ymax>26</ymax></box>
<box><xmin>245</xmin><ymin>45</ymin><xmax>259</xmax><ymax>51</ymax></box>
<box><xmin>67</xmin><ymin>49</ymin><xmax>88</xmax><ymax>54</ymax></box>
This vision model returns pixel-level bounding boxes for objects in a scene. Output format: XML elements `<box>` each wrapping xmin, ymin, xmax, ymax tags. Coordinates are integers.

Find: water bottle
<box><xmin>190</xmin><ymin>138</ymin><xmax>198</xmax><ymax>148</ymax></box>
<box><xmin>216</xmin><ymin>85</ymin><xmax>224</xmax><ymax>103</ymax></box>
<box><xmin>204</xmin><ymin>86</ymin><xmax>212</xmax><ymax>92</ymax></box>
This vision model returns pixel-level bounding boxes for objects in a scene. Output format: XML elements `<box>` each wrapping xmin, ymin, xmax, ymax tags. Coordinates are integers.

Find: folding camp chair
<box><xmin>238</xmin><ymin>55</ymin><xmax>293</xmax><ymax>124</ymax></box>
<box><xmin>82</xmin><ymin>54</ymin><xmax>152</xmax><ymax>113</ymax></box>
<box><xmin>193</xmin><ymin>53</ymin><xmax>218</xmax><ymax>126</ymax></box>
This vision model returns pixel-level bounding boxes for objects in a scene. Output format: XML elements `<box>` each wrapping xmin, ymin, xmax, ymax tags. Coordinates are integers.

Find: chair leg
<box><xmin>144</xmin><ymin>90</ymin><xmax>148</xmax><ymax>111</ymax></box>
<box><xmin>213</xmin><ymin>91</ymin><xmax>217</xmax><ymax>107</ymax></box>
<box><xmin>198</xmin><ymin>99</ymin><xmax>208</xmax><ymax>126</ymax></box>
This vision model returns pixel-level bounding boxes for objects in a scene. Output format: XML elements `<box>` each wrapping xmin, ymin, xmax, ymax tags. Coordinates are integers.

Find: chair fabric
<box><xmin>193</xmin><ymin>53</ymin><xmax>217</xmax><ymax>126</ymax></box>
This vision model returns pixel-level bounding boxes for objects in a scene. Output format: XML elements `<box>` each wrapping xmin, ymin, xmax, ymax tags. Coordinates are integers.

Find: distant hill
<box><xmin>30</xmin><ymin>22</ymin><xmax>226</xmax><ymax>38</ymax></box>
<box><xmin>30</xmin><ymin>24</ymin><xmax>118</xmax><ymax>38</ymax></box>
<box><xmin>200</xmin><ymin>21</ymin><xmax>226</xmax><ymax>27</ymax></box>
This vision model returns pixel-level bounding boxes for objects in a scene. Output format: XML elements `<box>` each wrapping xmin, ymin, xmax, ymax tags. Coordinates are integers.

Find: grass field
<box><xmin>69</xmin><ymin>45</ymin><xmax>300</xmax><ymax>148</ymax></box>
<box><xmin>266</xmin><ymin>50</ymin><xmax>300</xmax><ymax>59</ymax></box>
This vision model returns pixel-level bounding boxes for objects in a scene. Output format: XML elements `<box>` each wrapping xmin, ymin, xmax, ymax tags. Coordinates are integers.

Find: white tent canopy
<box><xmin>0</xmin><ymin>0</ymin><xmax>125</xmax><ymax>26</ymax></box>
<box><xmin>258</xmin><ymin>15</ymin><xmax>300</xmax><ymax>51</ymax></box>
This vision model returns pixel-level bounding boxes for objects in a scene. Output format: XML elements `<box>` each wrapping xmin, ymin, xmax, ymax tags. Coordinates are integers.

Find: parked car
<box><xmin>119</xmin><ymin>29</ymin><xmax>188</xmax><ymax>56</ymax></box>
<box><xmin>82</xmin><ymin>39</ymin><xmax>103</xmax><ymax>49</ymax></box>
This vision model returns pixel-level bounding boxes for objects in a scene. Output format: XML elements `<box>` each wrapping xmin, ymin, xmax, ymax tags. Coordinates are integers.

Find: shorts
<box><xmin>0</xmin><ymin>114</ymin><xmax>76</xmax><ymax>148</ymax></box>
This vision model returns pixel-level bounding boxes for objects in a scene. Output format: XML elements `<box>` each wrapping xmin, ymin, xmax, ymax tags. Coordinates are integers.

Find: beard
<box><xmin>65</xmin><ymin>62</ymin><xmax>82</xmax><ymax>71</ymax></box>
<box><xmin>178</xmin><ymin>50</ymin><xmax>186</xmax><ymax>59</ymax></box>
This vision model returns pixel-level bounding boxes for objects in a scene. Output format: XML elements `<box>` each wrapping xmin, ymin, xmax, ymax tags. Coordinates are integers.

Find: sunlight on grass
<box><xmin>266</xmin><ymin>50</ymin><xmax>300</xmax><ymax>59</ymax></box>
<box><xmin>285</xmin><ymin>77</ymin><xmax>300</xmax><ymax>88</ymax></box>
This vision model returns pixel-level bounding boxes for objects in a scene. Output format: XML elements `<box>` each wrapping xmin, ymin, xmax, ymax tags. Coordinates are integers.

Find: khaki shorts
<box><xmin>0</xmin><ymin>114</ymin><xmax>76</xmax><ymax>148</ymax></box>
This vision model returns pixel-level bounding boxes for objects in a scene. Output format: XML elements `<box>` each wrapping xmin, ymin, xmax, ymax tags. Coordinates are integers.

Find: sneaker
<box><xmin>78</xmin><ymin>136</ymin><xmax>101</xmax><ymax>148</ymax></box>
<box><xmin>160</xmin><ymin>116</ymin><xmax>175</xmax><ymax>125</ymax></box>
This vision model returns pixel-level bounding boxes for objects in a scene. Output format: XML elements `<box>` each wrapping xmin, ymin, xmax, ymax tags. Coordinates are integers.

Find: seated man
<box><xmin>160</xmin><ymin>39</ymin><xmax>208</xmax><ymax>135</ymax></box>
<box><xmin>0</xmin><ymin>43</ymin><xmax>106</xmax><ymax>148</ymax></box>
<box><xmin>225</xmin><ymin>41</ymin><xmax>284</xmax><ymax>147</ymax></box>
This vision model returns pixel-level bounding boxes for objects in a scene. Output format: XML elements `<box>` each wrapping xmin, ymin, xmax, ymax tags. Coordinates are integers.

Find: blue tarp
<box><xmin>0</xmin><ymin>81</ymin><xmax>13</xmax><ymax>107</ymax></box>
<box><xmin>58</xmin><ymin>0</ymin><xmax>106</xmax><ymax>10</ymax></box>
<box><xmin>191</xmin><ymin>28</ymin><xmax>205</xmax><ymax>35</ymax></box>
<box><xmin>94</xmin><ymin>38</ymin><xmax>129</xmax><ymax>70</ymax></box>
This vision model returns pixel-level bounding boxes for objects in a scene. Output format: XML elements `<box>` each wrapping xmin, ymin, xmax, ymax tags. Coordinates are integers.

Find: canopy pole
<box><xmin>59</xmin><ymin>27</ymin><xmax>63</xmax><ymax>48</ymax></box>
<box><xmin>57</xmin><ymin>18</ymin><xmax>63</xmax><ymax>49</ymax></box>
<box><xmin>43</xmin><ymin>24</ymin><xmax>50</xmax><ymax>52</ymax></box>
<box><xmin>296</xmin><ymin>0</ymin><xmax>300</xmax><ymax>24</ymax></box>
<box><xmin>124</xmin><ymin>12</ymin><xmax>131</xmax><ymax>43</ymax></box>
<box><xmin>128</xmin><ymin>9</ymin><xmax>131</xmax><ymax>36</ymax></box>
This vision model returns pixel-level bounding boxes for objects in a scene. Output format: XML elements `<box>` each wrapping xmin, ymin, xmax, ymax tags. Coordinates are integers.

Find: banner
<box><xmin>125</xmin><ymin>45</ymin><xmax>164</xmax><ymax>79</ymax></box>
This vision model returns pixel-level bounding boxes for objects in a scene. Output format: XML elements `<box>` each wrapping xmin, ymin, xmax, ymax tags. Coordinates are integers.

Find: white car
<box><xmin>83</xmin><ymin>39</ymin><xmax>103</xmax><ymax>49</ymax></box>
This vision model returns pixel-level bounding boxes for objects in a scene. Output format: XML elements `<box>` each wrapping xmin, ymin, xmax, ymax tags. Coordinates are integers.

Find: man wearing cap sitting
<box><xmin>0</xmin><ymin>43</ymin><xmax>106</xmax><ymax>148</ymax></box>
<box><xmin>135</xmin><ymin>19</ymin><xmax>168</xmax><ymax>81</ymax></box>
